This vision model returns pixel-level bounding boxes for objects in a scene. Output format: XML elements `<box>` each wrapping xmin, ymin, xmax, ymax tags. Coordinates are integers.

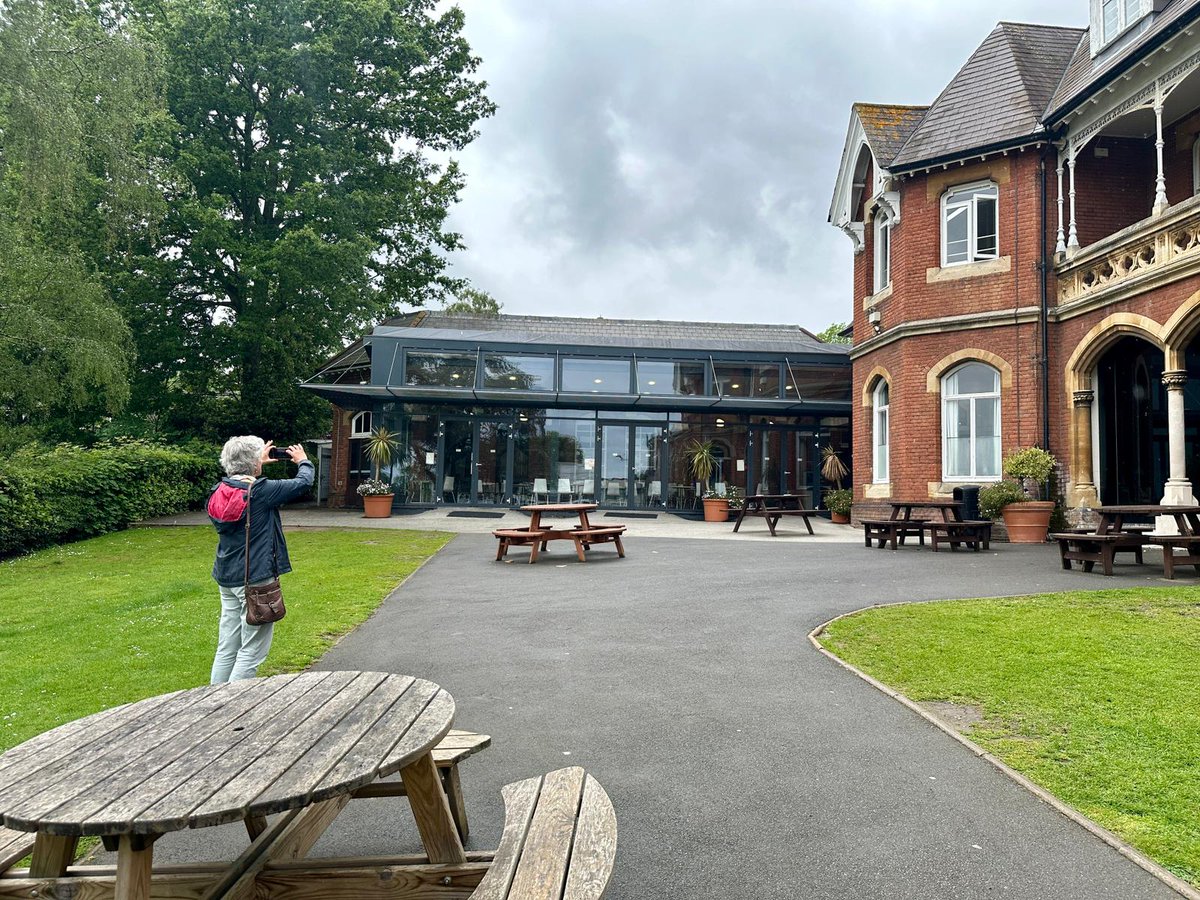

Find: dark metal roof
<box><xmin>891</xmin><ymin>22</ymin><xmax>1084</xmax><ymax>170</ymax></box>
<box><xmin>1045</xmin><ymin>1</ymin><xmax>1199</xmax><ymax>123</ymax></box>
<box><xmin>371</xmin><ymin>312</ymin><xmax>848</xmax><ymax>356</ymax></box>
<box><xmin>854</xmin><ymin>103</ymin><xmax>929</xmax><ymax>167</ymax></box>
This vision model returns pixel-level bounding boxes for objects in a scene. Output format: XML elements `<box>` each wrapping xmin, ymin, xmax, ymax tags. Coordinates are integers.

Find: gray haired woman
<box><xmin>206</xmin><ymin>436</ymin><xmax>313</xmax><ymax>682</ymax></box>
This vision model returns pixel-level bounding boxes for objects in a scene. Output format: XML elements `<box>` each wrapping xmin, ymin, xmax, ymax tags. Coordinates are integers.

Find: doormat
<box><xmin>447</xmin><ymin>510</ymin><xmax>506</xmax><ymax>519</ymax></box>
<box><xmin>607</xmin><ymin>512</ymin><xmax>657</xmax><ymax>519</ymax></box>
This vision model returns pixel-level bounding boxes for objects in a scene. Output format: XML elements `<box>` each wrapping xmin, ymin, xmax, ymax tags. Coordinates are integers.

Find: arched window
<box><xmin>941</xmin><ymin>182</ymin><xmax>998</xmax><ymax>266</ymax></box>
<box><xmin>350</xmin><ymin>410</ymin><xmax>373</xmax><ymax>438</ymax></box>
<box><xmin>873</xmin><ymin>213</ymin><xmax>892</xmax><ymax>293</ymax></box>
<box><xmin>942</xmin><ymin>363</ymin><xmax>1000</xmax><ymax>480</ymax></box>
<box><xmin>872</xmin><ymin>380</ymin><xmax>890</xmax><ymax>483</ymax></box>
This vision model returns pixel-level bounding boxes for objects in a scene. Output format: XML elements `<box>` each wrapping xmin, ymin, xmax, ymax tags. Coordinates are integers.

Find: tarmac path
<box><xmin>148</xmin><ymin>534</ymin><xmax>1186</xmax><ymax>899</ymax></box>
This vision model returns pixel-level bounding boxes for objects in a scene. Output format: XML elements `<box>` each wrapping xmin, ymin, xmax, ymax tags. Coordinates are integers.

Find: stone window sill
<box><xmin>863</xmin><ymin>283</ymin><xmax>893</xmax><ymax>310</ymax></box>
<box><xmin>926</xmin><ymin>256</ymin><xmax>1011</xmax><ymax>284</ymax></box>
<box><xmin>864</xmin><ymin>483</ymin><xmax>892</xmax><ymax>499</ymax></box>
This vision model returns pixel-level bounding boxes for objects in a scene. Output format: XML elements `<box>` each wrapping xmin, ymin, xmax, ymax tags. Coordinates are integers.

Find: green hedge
<box><xmin>0</xmin><ymin>441</ymin><xmax>221</xmax><ymax>557</ymax></box>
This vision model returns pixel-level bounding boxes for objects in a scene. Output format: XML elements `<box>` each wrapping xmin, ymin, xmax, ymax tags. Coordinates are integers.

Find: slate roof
<box><xmin>1046</xmin><ymin>0</ymin><xmax>1200</xmax><ymax>122</ymax></box>
<box><xmin>891</xmin><ymin>22</ymin><xmax>1084</xmax><ymax>170</ymax></box>
<box><xmin>854</xmin><ymin>103</ymin><xmax>929</xmax><ymax>167</ymax></box>
<box><xmin>371</xmin><ymin>311</ymin><xmax>848</xmax><ymax>356</ymax></box>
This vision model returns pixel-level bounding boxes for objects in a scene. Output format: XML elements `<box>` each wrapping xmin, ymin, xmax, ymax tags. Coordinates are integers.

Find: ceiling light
<box><xmin>731</xmin><ymin>383</ymin><xmax>740</xmax><ymax>389</ymax></box>
<box><xmin>785</xmin><ymin>385</ymin><xmax>795</xmax><ymax>390</ymax></box>
<box><xmin>594</xmin><ymin>378</ymin><xmax>603</xmax><ymax>384</ymax></box>
<box><xmin>647</xmin><ymin>380</ymin><xmax>656</xmax><ymax>386</ymax></box>
<box><xmin>451</xmin><ymin>373</ymin><xmax>460</xmax><ymax>379</ymax></box>
<box><xmin>508</xmin><ymin>375</ymin><xmax>517</xmax><ymax>381</ymax></box>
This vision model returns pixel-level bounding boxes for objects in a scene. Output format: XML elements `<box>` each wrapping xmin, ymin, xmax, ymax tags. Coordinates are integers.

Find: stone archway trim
<box><xmin>860</xmin><ymin>366</ymin><xmax>893</xmax><ymax>408</ymax></box>
<box><xmin>925</xmin><ymin>349</ymin><xmax>1013</xmax><ymax>394</ymax></box>
<box><xmin>1159</xmin><ymin>288</ymin><xmax>1200</xmax><ymax>368</ymax></box>
<box><xmin>1063</xmin><ymin>312</ymin><xmax>1166</xmax><ymax>393</ymax></box>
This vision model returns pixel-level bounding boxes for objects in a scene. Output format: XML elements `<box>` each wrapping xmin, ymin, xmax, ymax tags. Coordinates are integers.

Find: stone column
<box><xmin>1159</xmin><ymin>371</ymin><xmax>1196</xmax><ymax>532</ymax></box>
<box><xmin>1070</xmin><ymin>390</ymin><xmax>1098</xmax><ymax>508</ymax></box>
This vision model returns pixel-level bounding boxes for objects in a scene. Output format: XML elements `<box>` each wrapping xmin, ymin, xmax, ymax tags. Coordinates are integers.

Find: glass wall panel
<box><xmin>476</xmin><ymin>421</ymin><xmax>509</xmax><ymax>504</ymax></box>
<box><xmin>393</xmin><ymin>414</ymin><xmax>437</xmax><ymax>503</ymax></box>
<box><xmin>513</xmin><ymin>413</ymin><xmax>596</xmax><ymax>505</ymax></box>
<box><xmin>786</xmin><ymin>365</ymin><xmax>852</xmax><ymax>402</ymax></box>
<box><xmin>668</xmin><ymin>415</ymin><xmax>748</xmax><ymax>506</ymax></box>
<box><xmin>632</xmin><ymin>426</ymin><xmax>665</xmax><ymax>507</ymax></box>
<box><xmin>636</xmin><ymin>360</ymin><xmax>705</xmax><ymax>396</ymax></box>
<box><xmin>405</xmin><ymin>352</ymin><xmax>477</xmax><ymax>387</ymax></box>
<box><xmin>561</xmin><ymin>358</ymin><xmax>632</xmax><ymax>393</ymax></box>
<box><xmin>790</xmin><ymin>431</ymin><xmax>820</xmax><ymax>507</ymax></box>
<box><xmin>483</xmin><ymin>355</ymin><xmax>555</xmax><ymax>391</ymax></box>
<box><xmin>755</xmin><ymin>431</ymin><xmax>784</xmax><ymax>495</ymax></box>
<box><xmin>712</xmin><ymin>363</ymin><xmax>780</xmax><ymax>398</ymax></box>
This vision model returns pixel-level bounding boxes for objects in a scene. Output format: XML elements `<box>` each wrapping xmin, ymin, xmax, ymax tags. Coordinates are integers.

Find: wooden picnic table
<box><xmin>0</xmin><ymin>671</ymin><xmax>467</xmax><ymax>898</ymax></box>
<box><xmin>1054</xmin><ymin>504</ymin><xmax>1200</xmax><ymax>577</ymax></box>
<box><xmin>502</xmin><ymin>502</ymin><xmax>625</xmax><ymax>563</ymax></box>
<box><xmin>889</xmin><ymin>499</ymin><xmax>963</xmax><ymax>522</ymax></box>
<box><xmin>522</xmin><ymin>501</ymin><xmax>597</xmax><ymax>532</ymax></box>
<box><xmin>732</xmin><ymin>494</ymin><xmax>818</xmax><ymax>536</ymax></box>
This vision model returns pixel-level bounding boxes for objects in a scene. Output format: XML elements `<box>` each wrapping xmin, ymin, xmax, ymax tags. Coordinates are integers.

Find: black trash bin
<box><xmin>953</xmin><ymin>485</ymin><xmax>981</xmax><ymax>521</ymax></box>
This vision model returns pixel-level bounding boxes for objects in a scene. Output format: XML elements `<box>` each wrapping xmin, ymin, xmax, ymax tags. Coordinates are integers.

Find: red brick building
<box><xmin>830</xmin><ymin>0</ymin><xmax>1200</xmax><ymax>519</ymax></box>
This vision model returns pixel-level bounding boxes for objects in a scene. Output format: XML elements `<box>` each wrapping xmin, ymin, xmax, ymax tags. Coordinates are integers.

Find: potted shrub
<box><xmin>820</xmin><ymin>446</ymin><xmax>851</xmax><ymax>521</ymax></box>
<box><xmin>686</xmin><ymin>439</ymin><xmax>728</xmax><ymax>522</ymax></box>
<box><xmin>358</xmin><ymin>426</ymin><xmax>400</xmax><ymax>518</ymax></box>
<box><xmin>824</xmin><ymin>488</ymin><xmax>853</xmax><ymax>524</ymax></box>
<box><xmin>987</xmin><ymin>447</ymin><xmax>1058</xmax><ymax>543</ymax></box>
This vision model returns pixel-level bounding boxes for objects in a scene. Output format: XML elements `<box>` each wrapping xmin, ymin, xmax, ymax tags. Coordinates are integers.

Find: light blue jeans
<box><xmin>210</xmin><ymin>584</ymin><xmax>275</xmax><ymax>683</ymax></box>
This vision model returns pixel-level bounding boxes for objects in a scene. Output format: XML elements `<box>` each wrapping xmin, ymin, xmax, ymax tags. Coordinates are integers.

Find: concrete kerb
<box><xmin>807</xmin><ymin>602</ymin><xmax>1200</xmax><ymax>900</ymax></box>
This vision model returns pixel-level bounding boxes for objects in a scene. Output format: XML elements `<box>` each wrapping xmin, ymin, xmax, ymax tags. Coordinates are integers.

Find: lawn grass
<box><xmin>0</xmin><ymin>526</ymin><xmax>453</xmax><ymax>754</ymax></box>
<box><xmin>818</xmin><ymin>588</ymin><xmax>1200</xmax><ymax>884</ymax></box>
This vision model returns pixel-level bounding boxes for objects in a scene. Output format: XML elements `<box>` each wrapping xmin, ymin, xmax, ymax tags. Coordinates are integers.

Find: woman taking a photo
<box><xmin>207</xmin><ymin>436</ymin><xmax>313</xmax><ymax>682</ymax></box>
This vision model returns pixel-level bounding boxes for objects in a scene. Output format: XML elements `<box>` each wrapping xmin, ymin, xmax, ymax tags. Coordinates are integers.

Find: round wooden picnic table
<box><xmin>520</xmin><ymin>501</ymin><xmax>598</xmax><ymax>532</ymax></box>
<box><xmin>0</xmin><ymin>671</ymin><xmax>463</xmax><ymax>898</ymax></box>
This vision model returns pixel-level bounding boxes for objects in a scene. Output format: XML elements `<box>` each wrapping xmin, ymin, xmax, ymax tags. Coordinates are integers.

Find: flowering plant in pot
<box><xmin>823</xmin><ymin>488</ymin><xmax>853</xmax><ymax>524</ymax></box>
<box><xmin>992</xmin><ymin>447</ymin><xmax>1058</xmax><ymax>542</ymax></box>
<box><xmin>360</xmin><ymin>426</ymin><xmax>399</xmax><ymax>518</ymax></box>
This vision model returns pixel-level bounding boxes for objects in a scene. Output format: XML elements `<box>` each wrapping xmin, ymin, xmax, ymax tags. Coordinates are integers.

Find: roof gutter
<box><xmin>888</xmin><ymin>135</ymin><xmax>1049</xmax><ymax>178</ymax></box>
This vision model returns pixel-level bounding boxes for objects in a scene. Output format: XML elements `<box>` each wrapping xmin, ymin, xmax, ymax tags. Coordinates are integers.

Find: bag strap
<box><xmin>244</xmin><ymin>485</ymin><xmax>252</xmax><ymax>589</ymax></box>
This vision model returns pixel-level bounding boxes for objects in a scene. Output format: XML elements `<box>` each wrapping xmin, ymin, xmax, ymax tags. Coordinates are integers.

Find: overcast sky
<box><xmin>444</xmin><ymin>1</ymin><xmax>1086</xmax><ymax>332</ymax></box>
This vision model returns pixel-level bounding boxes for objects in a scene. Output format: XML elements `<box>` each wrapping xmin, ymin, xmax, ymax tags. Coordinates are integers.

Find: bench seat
<box><xmin>861</xmin><ymin>519</ymin><xmax>925</xmax><ymax>550</ymax></box>
<box><xmin>469</xmin><ymin>766</ymin><xmax>616</xmax><ymax>900</ymax></box>
<box><xmin>569</xmin><ymin>527</ymin><xmax>626</xmax><ymax>561</ymax></box>
<box><xmin>925</xmin><ymin>520</ymin><xmax>993</xmax><ymax>552</ymax></box>
<box><xmin>1147</xmin><ymin>534</ymin><xmax>1200</xmax><ymax>579</ymax></box>
<box><xmin>0</xmin><ymin>826</ymin><xmax>35</xmax><ymax>873</ymax></box>
<box><xmin>351</xmin><ymin>729</ymin><xmax>491</xmax><ymax>840</ymax></box>
<box><xmin>493</xmin><ymin>529</ymin><xmax>552</xmax><ymax>564</ymax></box>
<box><xmin>1051</xmin><ymin>532</ymin><xmax>1125</xmax><ymax>575</ymax></box>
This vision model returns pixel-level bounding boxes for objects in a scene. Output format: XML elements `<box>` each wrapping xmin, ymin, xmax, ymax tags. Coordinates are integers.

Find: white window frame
<box><xmin>1100</xmin><ymin>0</ymin><xmax>1142</xmax><ymax>44</ymax></box>
<box><xmin>873</xmin><ymin>212</ymin><xmax>892</xmax><ymax>293</ymax></box>
<box><xmin>350</xmin><ymin>410</ymin><xmax>373</xmax><ymax>438</ymax></box>
<box><xmin>872</xmin><ymin>380</ymin><xmax>890</xmax><ymax>483</ymax></box>
<box><xmin>941</xmin><ymin>363</ymin><xmax>1001</xmax><ymax>482</ymax></box>
<box><xmin>940</xmin><ymin>181</ymin><xmax>999</xmax><ymax>267</ymax></box>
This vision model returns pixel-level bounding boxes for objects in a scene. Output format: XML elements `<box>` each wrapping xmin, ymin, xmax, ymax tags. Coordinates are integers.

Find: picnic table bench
<box><xmin>925</xmin><ymin>519</ymin><xmax>993</xmax><ymax>551</ymax></box>
<box><xmin>732</xmin><ymin>495</ymin><xmax>819</xmax><ymax>536</ymax></box>
<box><xmin>861</xmin><ymin>518</ymin><xmax>925</xmax><ymax>549</ymax></box>
<box><xmin>1054</xmin><ymin>505</ymin><xmax>1200</xmax><ymax>577</ymax></box>
<box><xmin>0</xmin><ymin>672</ymin><xmax>618</xmax><ymax>900</ymax></box>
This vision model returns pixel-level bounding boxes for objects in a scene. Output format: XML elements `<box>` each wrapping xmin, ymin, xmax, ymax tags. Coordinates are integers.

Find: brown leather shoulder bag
<box><xmin>244</xmin><ymin>485</ymin><xmax>286</xmax><ymax>626</ymax></box>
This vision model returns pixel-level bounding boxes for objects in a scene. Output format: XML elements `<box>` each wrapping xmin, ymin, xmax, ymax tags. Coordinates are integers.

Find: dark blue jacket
<box><xmin>208</xmin><ymin>461</ymin><xmax>314</xmax><ymax>588</ymax></box>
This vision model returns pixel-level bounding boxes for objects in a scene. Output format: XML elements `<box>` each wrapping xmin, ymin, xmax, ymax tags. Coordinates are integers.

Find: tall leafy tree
<box><xmin>122</xmin><ymin>0</ymin><xmax>495</xmax><ymax>439</ymax></box>
<box><xmin>0</xmin><ymin>0</ymin><xmax>168</xmax><ymax>444</ymax></box>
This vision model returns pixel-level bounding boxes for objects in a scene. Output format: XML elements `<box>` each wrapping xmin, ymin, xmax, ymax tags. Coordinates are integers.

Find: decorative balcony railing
<box><xmin>1057</xmin><ymin>196</ymin><xmax>1200</xmax><ymax>307</ymax></box>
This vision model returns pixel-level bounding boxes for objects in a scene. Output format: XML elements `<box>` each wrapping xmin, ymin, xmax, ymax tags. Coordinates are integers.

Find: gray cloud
<box><xmin>446</xmin><ymin>1</ymin><xmax>1084</xmax><ymax>329</ymax></box>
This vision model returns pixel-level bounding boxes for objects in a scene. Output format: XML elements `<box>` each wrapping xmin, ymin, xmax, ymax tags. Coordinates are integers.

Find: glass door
<box><xmin>600</xmin><ymin>424</ymin><xmax>630</xmax><ymax>506</ymax></box>
<box><xmin>440</xmin><ymin>419</ymin><xmax>474</xmax><ymax>504</ymax></box>
<box><xmin>754</xmin><ymin>429</ymin><xmax>784</xmax><ymax>496</ymax></box>
<box><xmin>788</xmin><ymin>431</ymin><xmax>819</xmax><ymax>507</ymax></box>
<box><xmin>476</xmin><ymin>421</ymin><xmax>509</xmax><ymax>505</ymax></box>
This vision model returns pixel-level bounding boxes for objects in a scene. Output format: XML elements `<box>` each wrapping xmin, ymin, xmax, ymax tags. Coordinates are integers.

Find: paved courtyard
<box><xmin>142</xmin><ymin>529</ymin><xmax>1186</xmax><ymax>899</ymax></box>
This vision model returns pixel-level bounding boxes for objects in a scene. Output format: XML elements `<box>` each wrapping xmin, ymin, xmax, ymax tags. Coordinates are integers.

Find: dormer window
<box><xmin>1095</xmin><ymin>0</ymin><xmax>1147</xmax><ymax>50</ymax></box>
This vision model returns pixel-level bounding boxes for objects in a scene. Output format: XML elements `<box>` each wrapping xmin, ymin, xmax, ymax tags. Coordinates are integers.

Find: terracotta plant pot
<box><xmin>362</xmin><ymin>493</ymin><xmax>395</xmax><ymax>518</ymax></box>
<box><xmin>1000</xmin><ymin>500</ymin><xmax>1054</xmax><ymax>543</ymax></box>
<box><xmin>830</xmin><ymin>511</ymin><xmax>851</xmax><ymax>525</ymax></box>
<box><xmin>702</xmin><ymin>498</ymin><xmax>730</xmax><ymax>522</ymax></box>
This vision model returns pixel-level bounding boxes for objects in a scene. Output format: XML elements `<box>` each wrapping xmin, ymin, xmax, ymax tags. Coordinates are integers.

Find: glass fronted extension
<box><xmin>304</xmin><ymin>316</ymin><xmax>852</xmax><ymax>511</ymax></box>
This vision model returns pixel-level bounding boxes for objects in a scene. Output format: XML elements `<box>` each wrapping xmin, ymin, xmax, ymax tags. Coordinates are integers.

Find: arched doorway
<box><xmin>1096</xmin><ymin>336</ymin><xmax>1168</xmax><ymax>504</ymax></box>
